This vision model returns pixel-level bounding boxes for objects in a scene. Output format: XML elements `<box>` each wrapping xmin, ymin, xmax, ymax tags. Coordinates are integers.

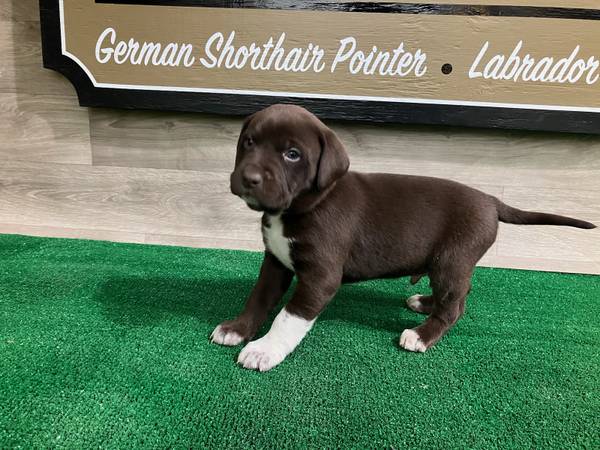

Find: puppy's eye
<box><xmin>244</xmin><ymin>137</ymin><xmax>253</xmax><ymax>148</ymax></box>
<box><xmin>283</xmin><ymin>148</ymin><xmax>301</xmax><ymax>163</ymax></box>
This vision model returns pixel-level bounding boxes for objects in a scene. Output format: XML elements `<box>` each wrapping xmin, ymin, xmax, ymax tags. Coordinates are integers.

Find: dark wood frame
<box><xmin>40</xmin><ymin>0</ymin><xmax>600</xmax><ymax>133</ymax></box>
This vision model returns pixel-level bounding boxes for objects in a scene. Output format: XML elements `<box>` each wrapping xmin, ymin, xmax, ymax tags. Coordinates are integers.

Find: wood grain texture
<box><xmin>1</xmin><ymin>0</ymin><xmax>40</xmax><ymax>22</ymax></box>
<box><xmin>336</xmin><ymin>123</ymin><xmax>600</xmax><ymax>192</ymax></box>
<box><xmin>0</xmin><ymin>4</ymin><xmax>91</xmax><ymax>164</ymax></box>
<box><xmin>98</xmin><ymin>0</ymin><xmax>600</xmax><ymax>15</ymax></box>
<box><xmin>90</xmin><ymin>108</ymin><xmax>240</xmax><ymax>171</ymax></box>
<box><xmin>144</xmin><ymin>233</ymin><xmax>262</xmax><ymax>251</ymax></box>
<box><xmin>43</xmin><ymin>0</ymin><xmax>600</xmax><ymax>134</ymax></box>
<box><xmin>497</xmin><ymin>187</ymin><xmax>600</xmax><ymax>265</ymax></box>
<box><xmin>98</xmin><ymin>0</ymin><xmax>600</xmax><ymax>7</ymax></box>
<box><xmin>0</xmin><ymin>93</ymin><xmax>91</xmax><ymax>164</ymax></box>
<box><xmin>0</xmin><ymin>19</ymin><xmax>74</xmax><ymax>96</ymax></box>
<box><xmin>92</xmin><ymin>111</ymin><xmax>600</xmax><ymax>191</ymax></box>
<box><xmin>0</xmin><ymin>160</ymin><xmax>261</xmax><ymax>241</ymax></box>
<box><xmin>0</xmin><ymin>223</ymin><xmax>146</xmax><ymax>244</ymax></box>
<box><xmin>476</xmin><ymin>255</ymin><xmax>600</xmax><ymax>275</ymax></box>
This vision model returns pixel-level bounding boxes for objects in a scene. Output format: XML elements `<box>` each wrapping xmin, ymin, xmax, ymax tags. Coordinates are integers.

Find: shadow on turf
<box><xmin>94</xmin><ymin>276</ymin><xmax>421</xmax><ymax>333</ymax></box>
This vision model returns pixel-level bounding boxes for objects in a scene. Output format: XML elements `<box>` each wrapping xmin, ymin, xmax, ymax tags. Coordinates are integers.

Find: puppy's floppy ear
<box><xmin>237</xmin><ymin>112</ymin><xmax>256</xmax><ymax>145</ymax></box>
<box><xmin>235</xmin><ymin>112</ymin><xmax>256</xmax><ymax>166</ymax></box>
<box><xmin>316</xmin><ymin>126</ymin><xmax>350</xmax><ymax>190</ymax></box>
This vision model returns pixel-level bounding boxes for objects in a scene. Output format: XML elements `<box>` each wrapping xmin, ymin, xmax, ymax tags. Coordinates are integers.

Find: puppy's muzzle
<box><xmin>241</xmin><ymin>165</ymin><xmax>263</xmax><ymax>190</ymax></box>
<box><xmin>230</xmin><ymin>164</ymin><xmax>269</xmax><ymax>211</ymax></box>
<box><xmin>230</xmin><ymin>164</ymin><xmax>261</xmax><ymax>197</ymax></box>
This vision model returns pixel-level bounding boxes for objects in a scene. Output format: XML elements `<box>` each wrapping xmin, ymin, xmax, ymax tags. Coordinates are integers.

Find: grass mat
<box><xmin>0</xmin><ymin>234</ymin><xmax>598</xmax><ymax>448</ymax></box>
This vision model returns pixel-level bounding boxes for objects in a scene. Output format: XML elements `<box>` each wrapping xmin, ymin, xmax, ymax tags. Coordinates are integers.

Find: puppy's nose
<box><xmin>242</xmin><ymin>167</ymin><xmax>262</xmax><ymax>188</ymax></box>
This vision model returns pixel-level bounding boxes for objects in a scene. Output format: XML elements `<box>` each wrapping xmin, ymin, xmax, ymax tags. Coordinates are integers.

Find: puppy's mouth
<box><xmin>241</xmin><ymin>195</ymin><xmax>263</xmax><ymax>211</ymax></box>
<box><xmin>239</xmin><ymin>194</ymin><xmax>287</xmax><ymax>214</ymax></box>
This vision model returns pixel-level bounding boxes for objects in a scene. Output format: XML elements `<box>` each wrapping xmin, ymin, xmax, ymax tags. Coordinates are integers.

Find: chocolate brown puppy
<box><xmin>211</xmin><ymin>104</ymin><xmax>596</xmax><ymax>371</ymax></box>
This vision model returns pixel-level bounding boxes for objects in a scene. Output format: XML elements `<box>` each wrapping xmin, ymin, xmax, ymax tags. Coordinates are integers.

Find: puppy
<box><xmin>211</xmin><ymin>104</ymin><xmax>596</xmax><ymax>371</ymax></box>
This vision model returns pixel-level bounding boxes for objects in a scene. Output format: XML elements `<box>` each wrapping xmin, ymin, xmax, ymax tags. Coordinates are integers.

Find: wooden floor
<box><xmin>0</xmin><ymin>0</ymin><xmax>599</xmax><ymax>274</ymax></box>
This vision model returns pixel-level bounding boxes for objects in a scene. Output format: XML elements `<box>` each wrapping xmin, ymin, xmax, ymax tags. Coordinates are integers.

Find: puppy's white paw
<box><xmin>211</xmin><ymin>324</ymin><xmax>244</xmax><ymax>346</ymax></box>
<box><xmin>237</xmin><ymin>337</ymin><xmax>286</xmax><ymax>372</ymax></box>
<box><xmin>399</xmin><ymin>328</ymin><xmax>427</xmax><ymax>353</ymax></box>
<box><xmin>406</xmin><ymin>294</ymin><xmax>425</xmax><ymax>313</ymax></box>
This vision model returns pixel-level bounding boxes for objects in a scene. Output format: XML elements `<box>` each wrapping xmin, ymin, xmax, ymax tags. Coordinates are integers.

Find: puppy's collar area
<box><xmin>262</xmin><ymin>214</ymin><xmax>294</xmax><ymax>272</ymax></box>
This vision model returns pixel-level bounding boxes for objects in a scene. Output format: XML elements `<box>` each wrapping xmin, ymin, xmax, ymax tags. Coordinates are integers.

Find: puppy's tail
<box><xmin>494</xmin><ymin>198</ymin><xmax>596</xmax><ymax>229</ymax></box>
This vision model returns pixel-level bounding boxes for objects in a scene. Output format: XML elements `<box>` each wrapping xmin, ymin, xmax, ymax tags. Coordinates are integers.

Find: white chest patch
<box><xmin>263</xmin><ymin>214</ymin><xmax>294</xmax><ymax>271</ymax></box>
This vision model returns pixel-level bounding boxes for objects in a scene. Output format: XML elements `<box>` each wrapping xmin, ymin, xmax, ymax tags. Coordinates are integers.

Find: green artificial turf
<box><xmin>0</xmin><ymin>234</ymin><xmax>598</xmax><ymax>449</ymax></box>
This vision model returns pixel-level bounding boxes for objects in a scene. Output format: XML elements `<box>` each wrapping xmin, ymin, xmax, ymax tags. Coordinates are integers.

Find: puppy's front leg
<box><xmin>211</xmin><ymin>252</ymin><xmax>293</xmax><ymax>346</ymax></box>
<box><xmin>238</xmin><ymin>268</ymin><xmax>341</xmax><ymax>372</ymax></box>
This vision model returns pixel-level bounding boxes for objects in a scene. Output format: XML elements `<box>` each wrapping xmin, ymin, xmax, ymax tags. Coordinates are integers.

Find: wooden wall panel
<box><xmin>0</xmin><ymin>161</ymin><xmax>261</xmax><ymax>246</ymax></box>
<box><xmin>0</xmin><ymin>5</ymin><xmax>91</xmax><ymax>164</ymax></box>
<box><xmin>90</xmin><ymin>108</ymin><xmax>239</xmax><ymax>172</ymax></box>
<box><xmin>340</xmin><ymin>124</ymin><xmax>600</xmax><ymax>192</ymax></box>
<box><xmin>0</xmin><ymin>0</ymin><xmax>40</xmax><ymax>23</ymax></box>
<box><xmin>0</xmin><ymin>93</ymin><xmax>91</xmax><ymax>164</ymax></box>
<box><xmin>91</xmin><ymin>110</ymin><xmax>600</xmax><ymax>193</ymax></box>
<box><xmin>0</xmin><ymin>19</ymin><xmax>73</xmax><ymax>96</ymax></box>
<box><xmin>0</xmin><ymin>222</ymin><xmax>146</xmax><ymax>245</ymax></box>
<box><xmin>498</xmin><ymin>188</ymin><xmax>600</xmax><ymax>269</ymax></box>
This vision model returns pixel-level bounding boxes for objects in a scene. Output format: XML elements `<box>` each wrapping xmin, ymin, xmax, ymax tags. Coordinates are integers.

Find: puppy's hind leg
<box><xmin>410</xmin><ymin>274</ymin><xmax>425</xmax><ymax>285</ymax></box>
<box><xmin>405</xmin><ymin>294</ymin><xmax>434</xmax><ymax>314</ymax></box>
<box><xmin>405</xmin><ymin>274</ymin><xmax>433</xmax><ymax>314</ymax></box>
<box><xmin>400</xmin><ymin>264</ymin><xmax>472</xmax><ymax>352</ymax></box>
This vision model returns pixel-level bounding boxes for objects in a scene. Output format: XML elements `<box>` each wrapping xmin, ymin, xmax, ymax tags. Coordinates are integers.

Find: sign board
<box><xmin>40</xmin><ymin>0</ymin><xmax>600</xmax><ymax>133</ymax></box>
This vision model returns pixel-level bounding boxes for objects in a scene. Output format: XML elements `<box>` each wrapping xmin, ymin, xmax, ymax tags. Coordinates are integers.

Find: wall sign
<box><xmin>40</xmin><ymin>0</ymin><xmax>600</xmax><ymax>133</ymax></box>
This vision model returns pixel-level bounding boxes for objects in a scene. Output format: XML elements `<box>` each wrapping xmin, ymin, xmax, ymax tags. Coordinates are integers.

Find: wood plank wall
<box><xmin>1</xmin><ymin>0</ymin><xmax>598</xmax><ymax>274</ymax></box>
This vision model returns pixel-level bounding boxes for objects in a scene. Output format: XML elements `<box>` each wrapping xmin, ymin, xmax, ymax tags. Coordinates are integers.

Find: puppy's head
<box><xmin>230</xmin><ymin>104</ymin><xmax>349</xmax><ymax>213</ymax></box>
